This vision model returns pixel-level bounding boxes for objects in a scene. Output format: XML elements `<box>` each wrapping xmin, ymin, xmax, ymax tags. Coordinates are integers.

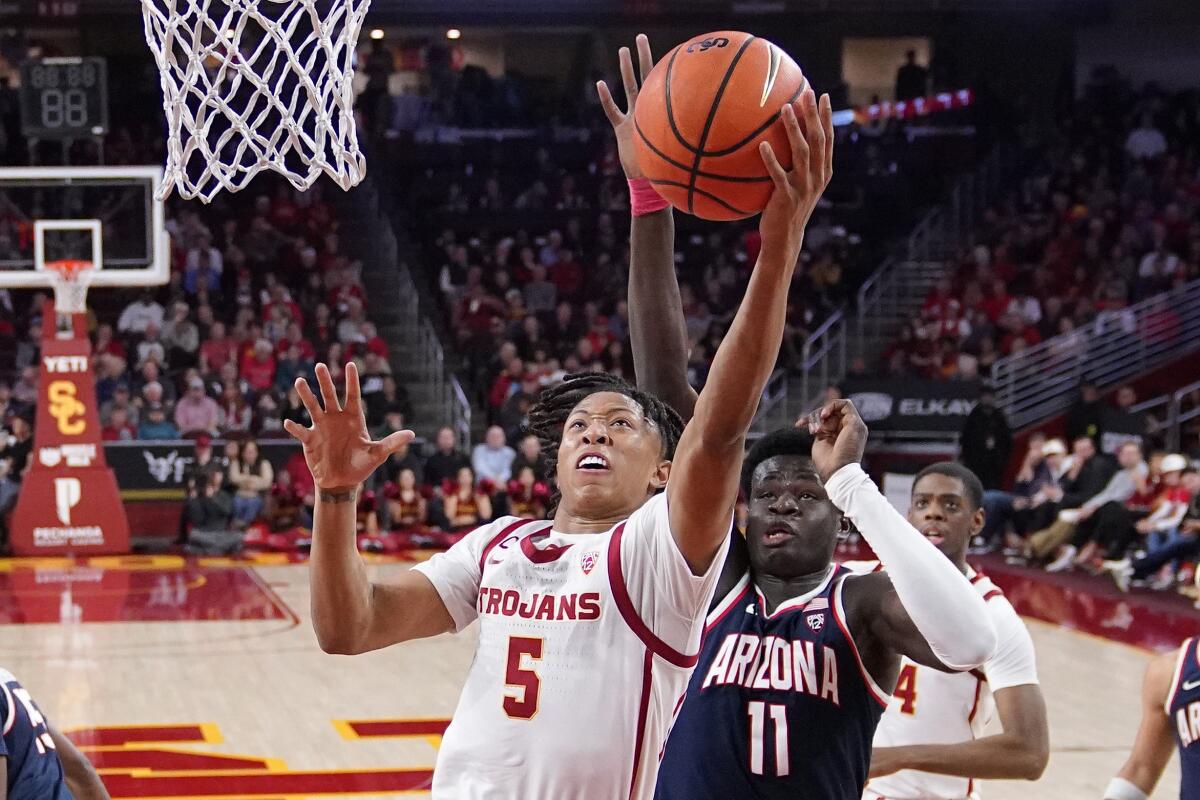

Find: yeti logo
<box><xmin>143</xmin><ymin>450</ymin><xmax>191</xmax><ymax>483</ymax></box>
<box><xmin>686</xmin><ymin>37</ymin><xmax>730</xmax><ymax>54</ymax></box>
<box><xmin>849</xmin><ymin>392</ymin><xmax>894</xmax><ymax>423</ymax></box>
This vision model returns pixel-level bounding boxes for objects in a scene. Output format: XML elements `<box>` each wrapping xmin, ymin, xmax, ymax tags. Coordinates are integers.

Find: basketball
<box><xmin>633</xmin><ymin>31</ymin><xmax>807</xmax><ymax>221</ymax></box>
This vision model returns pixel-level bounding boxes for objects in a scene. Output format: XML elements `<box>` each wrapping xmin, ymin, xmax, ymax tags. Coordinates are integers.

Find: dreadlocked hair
<box><xmin>526</xmin><ymin>372</ymin><xmax>684</xmax><ymax>514</ymax></box>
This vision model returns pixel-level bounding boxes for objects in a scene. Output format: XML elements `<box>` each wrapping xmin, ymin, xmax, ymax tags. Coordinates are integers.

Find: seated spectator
<box><xmin>229</xmin><ymin>439</ymin><xmax>274</xmax><ymax>528</ymax></box>
<box><xmin>274</xmin><ymin>344</ymin><xmax>314</xmax><ymax>397</ymax></box>
<box><xmin>981</xmin><ymin>436</ymin><xmax>1068</xmax><ymax>549</ymax></box>
<box><xmin>385</xmin><ymin>467</ymin><xmax>427</xmax><ymax>531</ymax></box>
<box><xmin>283</xmin><ymin>449</ymin><xmax>316</xmax><ymax>529</ymax></box>
<box><xmin>425</xmin><ymin>426</ymin><xmax>469</xmax><ymax>489</ymax></box>
<box><xmin>1046</xmin><ymin>441</ymin><xmax>1151</xmax><ymax>571</ymax></box>
<box><xmin>255</xmin><ymin>393</ymin><xmax>284</xmax><ymax>438</ymax></box>
<box><xmin>1026</xmin><ymin>436</ymin><xmax>1117</xmax><ymax>562</ymax></box>
<box><xmin>366</xmin><ymin>375</ymin><xmax>408</xmax><ymax>431</ymax></box>
<box><xmin>218</xmin><ymin>383</ymin><xmax>253</xmax><ymax>435</ymax></box>
<box><xmin>102</xmin><ymin>407</ymin><xmax>138</xmax><ymax>441</ymax></box>
<box><xmin>182</xmin><ymin>435</ymin><xmax>232</xmax><ymax>537</ymax></box>
<box><xmin>472</xmin><ymin>425</ymin><xmax>516</xmax><ymax>487</ymax></box>
<box><xmin>511</xmin><ymin>433</ymin><xmax>547</xmax><ymax>482</ymax></box>
<box><xmin>381</xmin><ymin>436</ymin><xmax>424</xmax><ymax>486</ymax></box>
<box><xmin>175</xmin><ymin>378</ymin><xmax>221</xmax><ymax>437</ymax></box>
<box><xmin>101</xmin><ymin>384</ymin><xmax>139</xmax><ymax>428</ymax></box>
<box><xmin>267</xmin><ymin>468</ymin><xmax>308</xmax><ymax>532</ymax></box>
<box><xmin>1073</xmin><ymin>455</ymin><xmax>1192</xmax><ymax>565</ymax></box>
<box><xmin>241</xmin><ymin>339</ymin><xmax>277</xmax><ymax>394</ymax></box>
<box><xmin>136</xmin><ymin>323</ymin><xmax>167</xmax><ymax>367</ymax></box>
<box><xmin>162</xmin><ymin>302</ymin><xmax>200</xmax><ymax>368</ymax></box>
<box><xmin>506</xmin><ymin>466</ymin><xmax>548</xmax><ymax>520</ymax></box>
<box><xmin>199</xmin><ymin>321</ymin><xmax>238</xmax><ymax>373</ymax></box>
<box><xmin>1107</xmin><ymin>469</ymin><xmax>1200</xmax><ymax>591</ymax></box>
<box><xmin>0</xmin><ymin>414</ymin><xmax>33</xmax><ymax>550</ymax></box>
<box><xmin>444</xmin><ymin>465</ymin><xmax>492</xmax><ymax>531</ymax></box>
<box><xmin>137</xmin><ymin>403</ymin><xmax>180</xmax><ymax>440</ymax></box>
<box><xmin>117</xmin><ymin>291</ymin><xmax>165</xmax><ymax>335</ymax></box>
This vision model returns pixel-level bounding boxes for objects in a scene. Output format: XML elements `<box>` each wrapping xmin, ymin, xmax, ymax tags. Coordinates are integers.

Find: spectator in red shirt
<box><xmin>998</xmin><ymin>312</ymin><xmax>1043</xmax><ymax>355</ymax></box>
<box><xmin>548</xmin><ymin>248</ymin><xmax>584</xmax><ymax>300</ymax></box>
<box><xmin>240</xmin><ymin>338</ymin><xmax>277</xmax><ymax>393</ymax></box>
<box><xmin>199</xmin><ymin>321</ymin><xmax>238</xmax><ymax>373</ymax></box>
<box><xmin>980</xmin><ymin>277</ymin><xmax>1012</xmax><ymax>323</ymax></box>
<box><xmin>101</xmin><ymin>407</ymin><xmax>137</xmax><ymax>441</ymax></box>
<box><xmin>584</xmin><ymin>314</ymin><xmax>613</xmax><ymax>355</ymax></box>
<box><xmin>488</xmin><ymin>357</ymin><xmax>525</xmax><ymax>415</ymax></box>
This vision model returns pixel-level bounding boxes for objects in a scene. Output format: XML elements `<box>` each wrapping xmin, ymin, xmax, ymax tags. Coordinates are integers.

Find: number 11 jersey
<box><xmin>655</xmin><ymin>564</ymin><xmax>889</xmax><ymax>800</ymax></box>
<box><xmin>413</xmin><ymin>493</ymin><xmax>728</xmax><ymax>799</ymax></box>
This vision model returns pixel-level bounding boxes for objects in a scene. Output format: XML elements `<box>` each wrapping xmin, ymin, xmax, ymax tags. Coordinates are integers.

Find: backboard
<box><xmin>0</xmin><ymin>166</ymin><xmax>168</xmax><ymax>292</ymax></box>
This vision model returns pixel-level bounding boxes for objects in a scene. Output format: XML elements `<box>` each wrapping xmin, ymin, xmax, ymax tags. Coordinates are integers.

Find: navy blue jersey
<box><xmin>656</xmin><ymin>565</ymin><xmax>887</xmax><ymax>800</ymax></box>
<box><xmin>1169</xmin><ymin>637</ymin><xmax>1200</xmax><ymax>800</ymax></box>
<box><xmin>0</xmin><ymin>668</ymin><xmax>73</xmax><ymax>800</ymax></box>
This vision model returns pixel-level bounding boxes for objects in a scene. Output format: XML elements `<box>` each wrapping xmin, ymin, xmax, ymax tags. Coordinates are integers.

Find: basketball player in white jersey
<box><xmin>1104</xmin><ymin>637</ymin><xmax>1200</xmax><ymax>800</ymax></box>
<box><xmin>862</xmin><ymin>463</ymin><xmax>1049</xmax><ymax>800</ymax></box>
<box><xmin>284</xmin><ymin>86</ymin><xmax>834</xmax><ymax>799</ymax></box>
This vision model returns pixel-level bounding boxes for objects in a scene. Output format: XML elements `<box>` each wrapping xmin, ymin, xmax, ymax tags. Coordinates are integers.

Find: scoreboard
<box><xmin>19</xmin><ymin>57</ymin><xmax>108</xmax><ymax>139</ymax></box>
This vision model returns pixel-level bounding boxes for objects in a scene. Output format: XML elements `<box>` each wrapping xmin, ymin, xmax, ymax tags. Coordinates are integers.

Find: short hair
<box><xmin>912</xmin><ymin>462</ymin><xmax>984</xmax><ymax>510</ymax></box>
<box><xmin>526</xmin><ymin>373</ymin><xmax>683</xmax><ymax>511</ymax></box>
<box><xmin>740</xmin><ymin>428</ymin><xmax>816</xmax><ymax>497</ymax></box>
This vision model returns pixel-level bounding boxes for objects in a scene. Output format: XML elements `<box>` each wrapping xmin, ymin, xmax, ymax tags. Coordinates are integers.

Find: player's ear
<box><xmin>649</xmin><ymin>459</ymin><xmax>670</xmax><ymax>491</ymax></box>
<box><xmin>971</xmin><ymin>506</ymin><xmax>986</xmax><ymax>537</ymax></box>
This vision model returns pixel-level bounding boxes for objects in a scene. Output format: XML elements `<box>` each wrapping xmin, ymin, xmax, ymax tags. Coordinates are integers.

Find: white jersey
<box><xmin>413</xmin><ymin>492</ymin><xmax>728</xmax><ymax>799</ymax></box>
<box><xmin>861</xmin><ymin>566</ymin><xmax>1038</xmax><ymax>800</ymax></box>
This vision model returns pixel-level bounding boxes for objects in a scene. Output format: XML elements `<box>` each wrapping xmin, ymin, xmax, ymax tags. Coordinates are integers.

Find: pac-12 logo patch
<box><xmin>806</xmin><ymin>613</ymin><xmax>825</xmax><ymax>631</ymax></box>
<box><xmin>580</xmin><ymin>550</ymin><xmax>599</xmax><ymax>575</ymax></box>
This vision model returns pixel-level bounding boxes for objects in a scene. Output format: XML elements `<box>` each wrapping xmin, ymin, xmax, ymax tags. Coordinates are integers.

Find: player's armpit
<box><xmin>1109</xmin><ymin>649</ymin><xmax>1180</xmax><ymax>796</ymax></box>
<box><xmin>847</xmin><ymin>572</ymin><xmax>953</xmax><ymax>681</ymax></box>
<box><xmin>48</xmin><ymin>726</ymin><xmax>110</xmax><ymax>800</ymax></box>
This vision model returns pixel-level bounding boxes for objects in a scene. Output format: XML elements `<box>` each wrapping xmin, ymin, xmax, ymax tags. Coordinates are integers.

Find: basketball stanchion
<box><xmin>8</xmin><ymin>259</ymin><xmax>131</xmax><ymax>556</ymax></box>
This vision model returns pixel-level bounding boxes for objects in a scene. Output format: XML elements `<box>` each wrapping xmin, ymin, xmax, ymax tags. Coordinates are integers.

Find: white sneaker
<box><xmin>1046</xmin><ymin>546</ymin><xmax>1077</xmax><ymax>573</ymax></box>
<box><xmin>1108</xmin><ymin>561</ymin><xmax>1133</xmax><ymax>593</ymax></box>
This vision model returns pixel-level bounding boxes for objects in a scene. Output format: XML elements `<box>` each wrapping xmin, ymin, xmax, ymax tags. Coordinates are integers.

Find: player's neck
<box><xmin>754</xmin><ymin>564</ymin><xmax>834</xmax><ymax>615</ymax></box>
<box><xmin>551</xmin><ymin>506</ymin><xmax>630</xmax><ymax>534</ymax></box>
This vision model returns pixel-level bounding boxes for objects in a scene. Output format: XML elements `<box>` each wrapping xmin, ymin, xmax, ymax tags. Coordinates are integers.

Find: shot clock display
<box><xmin>20</xmin><ymin>58</ymin><xmax>108</xmax><ymax>139</ymax></box>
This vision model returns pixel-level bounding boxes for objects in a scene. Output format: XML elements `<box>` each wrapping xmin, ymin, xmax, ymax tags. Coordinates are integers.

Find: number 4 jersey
<box><xmin>863</xmin><ymin>566</ymin><xmax>1038</xmax><ymax>800</ymax></box>
<box><xmin>412</xmin><ymin>493</ymin><xmax>728</xmax><ymax>800</ymax></box>
<box><xmin>655</xmin><ymin>563</ymin><xmax>889</xmax><ymax>800</ymax></box>
<box><xmin>1</xmin><ymin>668</ymin><xmax>72</xmax><ymax>800</ymax></box>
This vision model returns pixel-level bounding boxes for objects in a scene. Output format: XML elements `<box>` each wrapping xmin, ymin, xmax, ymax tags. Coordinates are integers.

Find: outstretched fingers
<box><xmin>315</xmin><ymin>362</ymin><xmax>341</xmax><ymax>414</ymax></box>
<box><xmin>820</xmin><ymin>93</ymin><xmax>834</xmax><ymax>185</ymax></box>
<box><xmin>376</xmin><ymin>429</ymin><xmax>416</xmax><ymax>456</ymax></box>
<box><xmin>635</xmin><ymin>34</ymin><xmax>653</xmax><ymax>83</ymax></box>
<box><xmin>618</xmin><ymin>46</ymin><xmax>639</xmax><ymax>110</ymax></box>
<box><xmin>343</xmin><ymin>361</ymin><xmax>362</xmax><ymax>412</ymax></box>
<box><xmin>781</xmin><ymin>99</ymin><xmax>811</xmax><ymax>197</ymax></box>
<box><xmin>801</xmin><ymin>91</ymin><xmax>827</xmax><ymax>186</ymax></box>
<box><xmin>295</xmin><ymin>376</ymin><xmax>325</xmax><ymax>421</ymax></box>
<box><xmin>759</xmin><ymin>140</ymin><xmax>788</xmax><ymax>192</ymax></box>
<box><xmin>283</xmin><ymin>417</ymin><xmax>312</xmax><ymax>444</ymax></box>
<box><xmin>596</xmin><ymin>80</ymin><xmax>623</xmax><ymax>127</ymax></box>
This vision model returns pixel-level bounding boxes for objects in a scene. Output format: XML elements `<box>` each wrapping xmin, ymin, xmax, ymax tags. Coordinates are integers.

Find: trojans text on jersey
<box><xmin>476</xmin><ymin>586</ymin><xmax>602</xmax><ymax>621</ymax></box>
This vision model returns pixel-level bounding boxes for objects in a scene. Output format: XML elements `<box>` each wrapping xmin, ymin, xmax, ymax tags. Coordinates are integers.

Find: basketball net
<box><xmin>140</xmin><ymin>0</ymin><xmax>371</xmax><ymax>203</ymax></box>
<box><xmin>45</xmin><ymin>259</ymin><xmax>95</xmax><ymax>315</ymax></box>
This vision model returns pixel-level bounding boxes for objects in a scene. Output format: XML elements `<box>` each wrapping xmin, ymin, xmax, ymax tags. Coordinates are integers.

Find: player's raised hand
<box><xmin>284</xmin><ymin>362</ymin><xmax>414</xmax><ymax>491</ymax></box>
<box><xmin>758</xmin><ymin>89</ymin><xmax>834</xmax><ymax>264</ymax></box>
<box><xmin>596</xmin><ymin>33</ymin><xmax>655</xmax><ymax>179</ymax></box>
<box><xmin>802</xmin><ymin>398</ymin><xmax>867</xmax><ymax>483</ymax></box>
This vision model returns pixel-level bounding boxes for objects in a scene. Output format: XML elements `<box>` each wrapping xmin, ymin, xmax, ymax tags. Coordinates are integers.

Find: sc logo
<box><xmin>686</xmin><ymin>37</ymin><xmax>729</xmax><ymax>54</ymax></box>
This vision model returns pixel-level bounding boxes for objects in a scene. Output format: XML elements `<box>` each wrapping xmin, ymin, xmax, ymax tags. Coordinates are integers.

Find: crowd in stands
<box><xmin>883</xmin><ymin>79</ymin><xmax>1200</xmax><ymax>383</ymax></box>
<box><xmin>952</xmin><ymin>375</ymin><xmax>1197</xmax><ymax>599</ymax></box>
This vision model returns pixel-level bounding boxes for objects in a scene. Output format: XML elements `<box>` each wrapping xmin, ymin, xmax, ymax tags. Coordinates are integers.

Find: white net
<box><xmin>140</xmin><ymin>0</ymin><xmax>371</xmax><ymax>203</ymax></box>
<box><xmin>46</xmin><ymin>261</ymin><xmax>96</xmax><ymax>315</ymax></box>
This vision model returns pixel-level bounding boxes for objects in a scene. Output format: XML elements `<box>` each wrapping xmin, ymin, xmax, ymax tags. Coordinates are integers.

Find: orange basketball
<box><xmin>633</xmin><ymin>31</ymin><xmax>807</xmax><ymax>221</ymax></box>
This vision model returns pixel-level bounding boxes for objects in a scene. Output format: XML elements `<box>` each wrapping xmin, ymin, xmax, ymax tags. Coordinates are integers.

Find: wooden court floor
<box><xmin>0</xmin><ymin>557</ymin><xmax>1181</xmax><ymax>799</ymax></box>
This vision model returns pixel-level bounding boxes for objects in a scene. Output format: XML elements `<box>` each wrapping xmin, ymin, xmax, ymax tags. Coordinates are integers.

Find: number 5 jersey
<box><xmin>412</xmin><ymin>493</ymin><xmax>728</xmax><ymax>800</ymax></box>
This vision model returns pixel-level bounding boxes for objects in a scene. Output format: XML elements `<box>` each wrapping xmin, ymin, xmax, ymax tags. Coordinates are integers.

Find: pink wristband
<box><xmin>628</xmin><ymin>178</ymin><xmax>669</xmax><ymax>217</ymax></box>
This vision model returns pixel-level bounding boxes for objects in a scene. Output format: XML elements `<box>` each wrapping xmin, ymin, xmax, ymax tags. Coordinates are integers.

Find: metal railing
<box><xmin>992</xmin><ymin>278</ymin><xmax>1200</xmax><ymax>430</ymax></box>
<box><xmin>393</xmin><ymin>259</ymin><xmax>472</xmax><ymax>448</ymax></box>
<box><xmin>765</xmin><ymin>145</ymin><xmax>1016</xmax><ymax>422</ymax></box>
<box><xmin>1131</xmin><ymin>378</ymin><xmax>1200</xmax><ymax>453</ymax></box>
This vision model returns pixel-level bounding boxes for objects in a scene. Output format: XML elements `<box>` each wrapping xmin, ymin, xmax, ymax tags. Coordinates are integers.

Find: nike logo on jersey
<box><xmin>1183</xmin><ymin>679</ymin><xmax>1200</xmax><ymax>692</ymax></box>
